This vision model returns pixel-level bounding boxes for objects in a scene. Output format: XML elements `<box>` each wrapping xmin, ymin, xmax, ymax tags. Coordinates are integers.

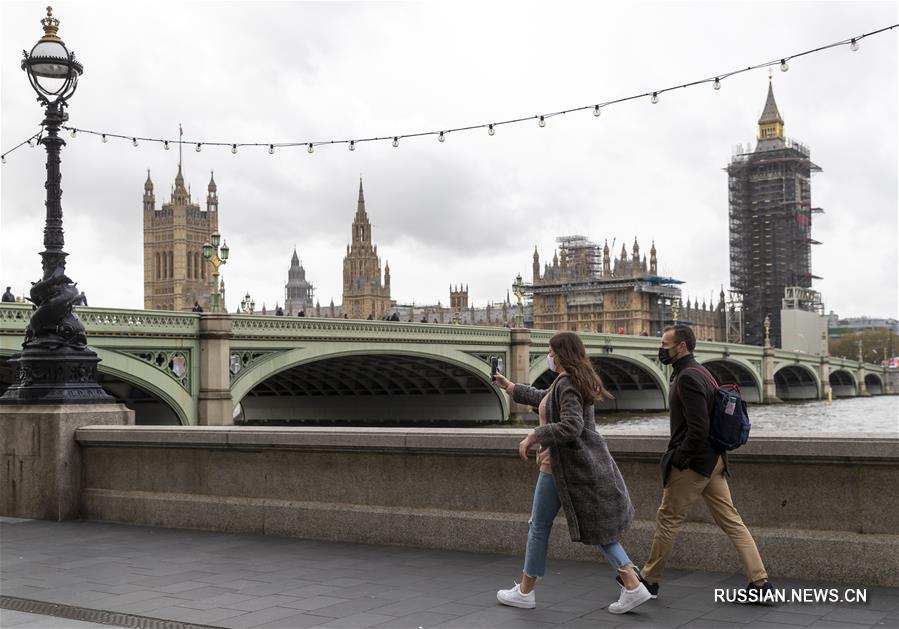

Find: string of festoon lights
<box><xmin>1</xmin><ymin>23</ymin><xmax>896</xmax><ymax>163</ymax></box>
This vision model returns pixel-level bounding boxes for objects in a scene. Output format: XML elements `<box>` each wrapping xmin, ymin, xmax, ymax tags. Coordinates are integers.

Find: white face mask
<box><xmin>546</xmin><ymin>353</ymin><xmax>557</xmax><ymax>373</ymax></box>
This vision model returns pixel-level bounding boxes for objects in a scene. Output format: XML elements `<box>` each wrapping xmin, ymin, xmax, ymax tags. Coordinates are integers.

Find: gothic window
<box><xmin>168</xmin><ymin>251</ymin><xmax>174</xmax><ymax>279</ymax></box>
<box><xmin>201</xmin><ymin>254</ymin><xmax>206</xmax><ymax>279</ymax></box>
<box><xmin>155</xmin><ymin>253</ymin><xmax>160</xmax><ymax>280</ymax></box>
<box><xmin>187</xmin><ymin>252</ymin><xmax>192</xmax><ymax>279</ymax></box>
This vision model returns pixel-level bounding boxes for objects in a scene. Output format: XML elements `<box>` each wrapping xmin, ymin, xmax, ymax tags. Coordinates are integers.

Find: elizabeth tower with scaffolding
<box><xmin>727</xmin><ymin>78</ymin><xmax>822</xmax><ymax>347</ymax></box>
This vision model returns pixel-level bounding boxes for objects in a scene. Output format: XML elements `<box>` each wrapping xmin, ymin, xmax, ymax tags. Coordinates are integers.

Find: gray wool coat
<box><xmin>513</xmin><ymin>375</ymin><xmax>635</xmax><ymax>546</ymax></box>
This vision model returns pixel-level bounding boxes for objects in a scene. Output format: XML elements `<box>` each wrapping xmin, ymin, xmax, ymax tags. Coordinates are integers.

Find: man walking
<box><xmin>640</xmin><ymin>324</ymin><xmax>770</xmax><ymax>597</ymax></box>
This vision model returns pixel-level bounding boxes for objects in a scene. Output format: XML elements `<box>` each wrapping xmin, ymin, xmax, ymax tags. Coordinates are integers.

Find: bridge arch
<box><xmin>529</xmin><ymin>353</ymin><xmax>668</xmax><ymax>411</ymax></box>
<box><xmin>701</xmin><ymin>358</ymin><xmax>762</xmax><ymax>403</ymax></box>
<box><xmin>0</xmin><ymin>348</ymin><xmax>190</xmax><ymax>425</ymax></box>
<box><xmin>232</xmin><ymin>345</ymin><xmax>508</xmax><ymax>424</ymax></box>
<box><xmin>864</xmin><ymin>373</ymin><xmax>884</xmax><ymax>395</ymax></box>
<box><xmin>829</xmin><ymin>369</ymin><xmax>858</xmax><ymax>397</ymax></box>
<box><xmin>774</xmin><ymin>363</ymin><xmax>820</xmax><ymax>400</ymax></box>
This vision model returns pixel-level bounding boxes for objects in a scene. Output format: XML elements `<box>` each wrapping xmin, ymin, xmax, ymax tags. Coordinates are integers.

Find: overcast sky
<box><xmin>1</xmin><ymin>0</ymin><xmax>897</xmax><ymax>319</ymax></box>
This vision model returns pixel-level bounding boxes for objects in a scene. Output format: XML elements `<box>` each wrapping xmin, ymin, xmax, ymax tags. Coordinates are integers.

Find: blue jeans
<box><xmin>523</xmin><ymin>472</ymin><xmax>634</xmax><ymax>578</ymax></box>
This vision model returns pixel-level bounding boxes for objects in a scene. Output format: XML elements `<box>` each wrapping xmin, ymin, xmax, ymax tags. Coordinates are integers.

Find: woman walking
<box><xmin>492</xmin><ymin>331</ymin><xmax>651</xmax><ymax>614</ymax></box>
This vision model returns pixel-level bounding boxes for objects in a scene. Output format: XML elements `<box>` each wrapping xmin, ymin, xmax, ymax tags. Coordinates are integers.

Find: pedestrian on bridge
<box><xmin>491</xmin><ymin>331</ymin><xmax>651</xmax><ymax>614</ymax></box>
<box><xmin>640</xmin><ymin>324</ymin><xmax>771</xmax><ymax>599</ymax></box>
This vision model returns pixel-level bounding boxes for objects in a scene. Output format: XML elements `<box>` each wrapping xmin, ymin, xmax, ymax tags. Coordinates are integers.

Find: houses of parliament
<box><xmin>142</xmin><ymin>172</ymin><xmax>723</xmax><ymax>338</ymax></box>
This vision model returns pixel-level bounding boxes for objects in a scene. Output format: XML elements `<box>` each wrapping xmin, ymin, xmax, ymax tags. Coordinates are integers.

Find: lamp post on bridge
<box><xmin>239</xmin><ymin>292</ymin><xmax>255</xmax><ymax>315</ymax></box>
<box><xmin>0</xmin><ymin>6</ymin><xmax>113</xmax><ymax>405</ymax></box>
<box><xmin>512</xmin><ymin>274</ymin><xmax>525</xmax><ymax>329</ymax></box>
<box><xmin>202</xmin><ymin>232</ymin><xmax>229</xmax><ymax>313</ymax></box>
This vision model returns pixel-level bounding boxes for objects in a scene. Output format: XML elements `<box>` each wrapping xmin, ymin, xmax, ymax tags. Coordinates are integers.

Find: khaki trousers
<box><xmin>642</xmin><ymin>457</ymin><xmax>767</xmax><ymax>584</ymax></box>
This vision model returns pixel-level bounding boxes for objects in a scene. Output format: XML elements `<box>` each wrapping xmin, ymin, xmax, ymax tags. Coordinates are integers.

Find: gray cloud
<box><xmin>1</xmin><ymin>1</ymin><xmax>896</xmax><ymax>318</ymax></box>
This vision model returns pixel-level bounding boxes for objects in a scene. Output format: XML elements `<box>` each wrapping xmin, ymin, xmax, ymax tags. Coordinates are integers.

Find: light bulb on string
<box><xmin>132</xmin><ymin>138</ymin><xmax>138</xmax><ymax>147</ymax></box>
<box><xmin>392</xmin><ymin>137</ymin><xmax>399</xmax><ymax>147</ymax></box>
<box><xmin>268</xmin><ymin>144</ymin><xmax>275</xmax><ymax>155</ymax></box>
<box><xmin>307</xmin><ymin>143</ymin><xmax>314</xmax><ymax>154</ymax></box>
<box><xmin>195</xmin><ymin>143</ymin><xmax>202</xmax><ymax>153</ymax></box>
<box><xmin>231</xmin><ymin>144</ymin><xmax>238</xmax><ymax>154</ymax></box>
<box><xmin>593</xmin><ymin>105</ymin><xmax>601</xmax><ymax>117</ymax></box>
<box><xmin>349</xmin><ymin>140</ymin><xmax>356</xmax><ymax>151</ymax></box>
<box><xmin>850</xmin><ymin>38</ymin><xmax>859</xmax><ymax>51</ymax></box>
<box><xmin>164</xmin><ymin>141</ymin><xmax>170</xmax><ymax>150</ymax></box>
<box><xmin>651</xmin><ymin>92</ymin><xmax>659</xmax><ymax>104</ymax></box>
<box><xmin>1</xmin><ymin>156</ymin><xmax>5</xmax><ymax>164</ymax></box>
<box><xmin>27</xmin><ymin>139</ymin><xmax>34</xmax><ymax>148</ymax></box>
<box><xmin>488</xmin><ymin>124</ymin><xmax>495</xmax><ymax>136</ymax></box>
<box><xmin>780</xmin><ymin>59</ymin><xmax>789</xmax><ymax>72</ymax></box>
<box><xmin>438</xmin><ymin>131</ymin><xmax>445</xmax><ymax>143</ymax></box>
<box><xmin>70</xmin><ymin>128</ymin><xmax>77</xmax><ymax>138</ymax></box>
<box><xmin>713</xmin><ymin>78</ymin><xmax>721</xmax><ymax>90</ymax></box>
<box><xmin>538</xmin><ymin>116</ymin><xmax>545</xmax><ymax>127</ymax></box>
<box><xmin>101</xmin><ymin>134</ymin><xmax>107</xmax><ymax>143</ymax></box>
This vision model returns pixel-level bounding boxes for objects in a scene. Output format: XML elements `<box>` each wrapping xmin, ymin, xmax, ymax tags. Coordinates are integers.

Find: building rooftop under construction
<box><xmin>528</xmin><ymin>236</ymin><xmax>726</xmax><ymax>339</ymax></box>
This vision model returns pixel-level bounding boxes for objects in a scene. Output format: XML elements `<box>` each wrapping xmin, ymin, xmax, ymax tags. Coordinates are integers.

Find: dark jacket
<box><xmin>662</xmin><ymin>354</ymin><xmax>726</xmax><ymax>485</ymax></box>
<box><xmin>513</xmin><ymin>375</ymin><xmax>634</xmax><ymax>546</ymax></box>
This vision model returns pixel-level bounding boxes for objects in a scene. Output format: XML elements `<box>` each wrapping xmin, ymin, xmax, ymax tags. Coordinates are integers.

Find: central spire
<box><xmin>757</xmin><ymin>78</ymin><xmax>785</xmax><ymax>148</ymax></box>
<box><xmin>356</xmin><ymin>177</ymin><xmax>367</xmax><ymax>222</ymax></box>
<box><xmin>758</xmin><ymin>78</ymin><xmax>784</xmax><ymax>125</ymax></box>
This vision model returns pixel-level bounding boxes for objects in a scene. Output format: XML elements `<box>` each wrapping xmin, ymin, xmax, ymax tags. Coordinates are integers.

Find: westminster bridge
<box><xmin>0</xmin><ymin>303</ymin><xmax>891</xmax><ymax>426</ymax></box>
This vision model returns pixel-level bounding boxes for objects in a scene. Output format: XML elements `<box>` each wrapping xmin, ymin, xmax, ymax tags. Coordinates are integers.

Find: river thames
<box><xmin>597</xmin><ymin>394</ymin><xmax>898</xmax><ymax>434</ymax></box>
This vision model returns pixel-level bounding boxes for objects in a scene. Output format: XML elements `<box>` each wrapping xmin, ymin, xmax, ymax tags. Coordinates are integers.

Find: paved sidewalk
<box><xmin>1</xmin><ymin>519</ymin><xmax>896</xmax><ymax>629</ymax></box>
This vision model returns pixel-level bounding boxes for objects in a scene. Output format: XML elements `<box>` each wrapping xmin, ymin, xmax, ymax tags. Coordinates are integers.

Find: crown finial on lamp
<box><xmin>41</xmin><ymin>6</ymin><xmax>61</xmax><ymax>40</ymax></box>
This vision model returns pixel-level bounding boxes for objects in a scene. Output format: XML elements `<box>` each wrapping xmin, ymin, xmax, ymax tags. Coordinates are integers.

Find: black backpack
<box><xmin>682</xmin><ymin>367</ymin><xmax>751</xmax><ymax>451</ymax></box>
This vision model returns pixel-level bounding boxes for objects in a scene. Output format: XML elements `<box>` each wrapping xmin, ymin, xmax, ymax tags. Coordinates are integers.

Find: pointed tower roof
<box><xmin>173</xmin><ymin>164</ymin><xmax>188</xmax><ymax>196</ymax></box>
<box><xmin>290</xmin><ymin>247</ymin><xmax>300</xmax><ymax>267</ymax></box>
<box><xmin>758</xmin><ymin>78</ymin><xmax>784</xmax><ymax>125</ymax></box>
<box><xmin>355</xmin><ymin>177</ymin><xmax>368</xmax><ymax>222</ymax></box>
<box><xmin>208</xmin><ymin>170</ymin><xmax>217</xmax><ymax>192</ymax></box>
<box><xmin>144</xmin><ymin>169</ymin><xmax>153</xmax><ymax>191</ymax></box>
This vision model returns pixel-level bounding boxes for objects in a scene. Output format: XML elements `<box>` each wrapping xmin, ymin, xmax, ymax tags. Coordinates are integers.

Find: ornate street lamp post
<box><xmin>239</xmin><ymin>292</ymin><xmax>255</xmax><ymax>315</ymax></box>
<box><xmin>1</xmin><ymin>7</ymin><xmax>113</xmax><ymax>404</ymax></box>
<box><xmin>202</xmin><ymin>232</ymin><xmax>229</xmax><ymax>313</ymax></box>
<box><xmin>512</xmin><ymin>274</ymin><xmax>525</xmax><ymax>329</ymax></box>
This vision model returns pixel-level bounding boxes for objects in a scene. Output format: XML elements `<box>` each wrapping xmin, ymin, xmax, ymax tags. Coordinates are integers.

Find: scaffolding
<box><xmin>782</xmin><ymin>286</ymin><xmax>824</xmax><ymax>315</ymax></box>
<box><xmin>727</xmin><ymin>138</ymin><xmax>822</xmax><ymax>347</ymax></box>
<box><xmin>556</xmin><ymin>235</ymin><xmax>602</xmax><ymax>280</ymax></box>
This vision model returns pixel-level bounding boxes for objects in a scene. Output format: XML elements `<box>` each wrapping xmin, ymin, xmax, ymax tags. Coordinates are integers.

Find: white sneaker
<box><xmin>496</xmin><ymin>582</ymin><xmax>536</xmax><ymax>609</ymax></box>
<box><xmin>608</xmin><ymin>582</ymin><xmax>651</xmax><ymax>614</ymax></box>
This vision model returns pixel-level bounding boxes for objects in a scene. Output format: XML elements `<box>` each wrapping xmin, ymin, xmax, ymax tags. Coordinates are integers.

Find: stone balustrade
<box><xmin>73</xmin><ymin>427</ymin><xmax>899</xmax><ymax>587</ymax></box>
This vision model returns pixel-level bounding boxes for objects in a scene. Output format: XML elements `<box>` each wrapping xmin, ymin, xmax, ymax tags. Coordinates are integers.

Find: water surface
<box><xmin>597</xmin><ymin>394</ymin><xmax>898</xmax><ymax>435</ymax></box>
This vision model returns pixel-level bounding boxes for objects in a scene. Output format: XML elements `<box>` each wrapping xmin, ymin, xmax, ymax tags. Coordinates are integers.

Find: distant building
<box><xmin>727</xmin><ymin>78</ymin><xmax>822</xmax><ymax>347</ymax></box>
<box><xmin>143</xmin><ymin>164</ymin><xmax>219</xmax><ymax>311</ymax></box>
<box><xmin>529</xmin><ymin>235</ymin><xmax>726</xmax><ymax>338</ymax></box>
<box><xmin>828</xmin><ymin>314</ymin><xmax>899</xmax><ymax>338</ymax></box>
<box><xmin>342</xmin><ymin>179</ymin><xmax>392</xmax><ymax>319</ymax></box>
<box><xmin>284</xmin><ymin>248</ymin><xmax>314</xmax><ymax>315</ymax></box>
<box><xmin>384</xmin><ymin>284</ymin><xmax>514</xmax><ymax>327</ymax></box>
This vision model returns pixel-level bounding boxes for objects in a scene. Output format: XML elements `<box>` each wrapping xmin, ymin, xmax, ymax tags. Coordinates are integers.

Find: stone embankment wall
<box><xmin>75</xmin><ymin>427</ymin><xmax>899</xmax><ymax>586</ymax></box>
